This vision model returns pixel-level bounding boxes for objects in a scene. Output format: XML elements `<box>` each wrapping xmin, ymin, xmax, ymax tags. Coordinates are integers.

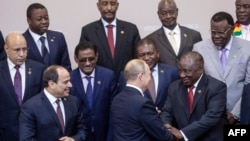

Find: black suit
<box><xmin>111</xmin><ymin>86</ymin><xmax>173</xmax><ymax>141</ymax></box>
<box><xmin>0</xmin><ymin>31</ymin><xmax>6</xmax><ymax>61</ymax></box>
<box><xmin>0</xmin><ymin>59</ymin><xmax>45</xmax><ymax>141</ymax></box>
<box><xmin>79</xmin><ymin>19</ymin><xmax>140</xmax><ymax>78</ymax></box>
<box><xmin>145</xmin><ymin>26</ymin><xmax>202</xmax><ymax>67</ymax></box>
<box><xmin>240</xmin><ymin>83</ymin><xmax>250</xmax><ymax>124</ymax></box>
<box><xmin>160</xmin><ymin>74</ymin><xmax>228</xmax><ymax>141</ymax></box>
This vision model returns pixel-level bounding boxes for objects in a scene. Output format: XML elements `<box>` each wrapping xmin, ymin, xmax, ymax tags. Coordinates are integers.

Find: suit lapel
<box><xmin>0</xmin><ymin>60</ymin><xmax>20</xmax><ymax>105</ymax></box>
<box><xmin>192</xmin><ymin>75</ymin><xmax>207</xmax><ymax>114</ymax></box>
<box><xmin>23</xmin><ymin>60</ymin><xmax>32</xmax><ymax>102</ymax></box>
<box><xmin>42</xmin><ymin>93</ymin><xmax>63</xmax><ymax>131</ymax></box>
<box><xmin>62</xmin><ymin>97</ymin><xmax>69</xmax><ymax>131</ymax></box>
<box><xmin>92</xmin><ymin>67</ymin><xmax>103</xmax><ymax>109</ymax></box>
<box><xmin>179</xmin><ymin>85</ymin><xmax>190</xmax><ymax>118</ymax></box>
<box><xmin>46</xmin><ymin>31</ymin><xmax>57</xmax><ymax>65</ymax></box>
<box><xmin>157</xmin><ymin>28</ymin><xmax>176</xmax><ymax>56</ymax></box>
<box><xmin>155</xmin><ymin>65</ymin><xmax>165</xmax><ymax>104</ymax></box>
<box><xmin>224</xmin><ymin>38</ymin><xmax>241</xmax><ymax>78</ymax></box>
<box><xmin>178</xmin><ymin>26</ymin><xmax>188</xmax><ymax>56</ymax></box>
<box><xmin>24</xmin><ymin>30</ymin><xmax>43</xmax><ymax>61</ymax></box>
<box><xmin>115</xmin><ymin>20</ymin><xmax>126</xmax><ymax>60</ymax></box>
<box><xmin>73</xmin><ymin>69</ymin><xmax>89</xmax><ymax>105</ymax></box>
<box><xmin>206</xmin><ymin>42</ymin><xmax>224</xmax><ymax>78</ymax></box>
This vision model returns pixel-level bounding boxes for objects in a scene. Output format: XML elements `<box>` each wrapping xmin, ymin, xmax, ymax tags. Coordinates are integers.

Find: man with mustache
<box><xmin>79</xmin><ymin>0</ymin><xmax>140</xmax><ymax>80</ymax></box>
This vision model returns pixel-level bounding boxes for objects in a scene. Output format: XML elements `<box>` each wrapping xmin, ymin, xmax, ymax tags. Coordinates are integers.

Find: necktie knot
<box><xmin>14</xmin><ymin>65</ymin><xmax>20</xmax><ymax>70</ymax></box>
<box><xmin>189</xmin><ymin>86</ymin><xmax>194</xmax><ymax>91</ymax></box>
<box><xmin>56</xmin><ymin>99</ymin><xmax>60</xmax><ymax>105</ymax></box>
<box><xmin>86</xmin><ymin>76</ymin><xmax>92</xmax><ymax>82</ymax></box>
<box><xmin>106</xmin><ymin>24</ymin><xmax>113</xmax><ymax>29</ymax></box>
<box><xmin>169</xmin><ymin>31</ymin><xmax>175</xmax><ymax>36</ymax></box>
<box><xmin>40</xmin><ymin>36</ymin><xmax>45</xmax><ymax>43</ymax></box>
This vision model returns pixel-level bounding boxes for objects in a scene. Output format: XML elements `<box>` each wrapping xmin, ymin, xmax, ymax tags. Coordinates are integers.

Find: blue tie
<box><xmin>86</xmin><ymin>76</ymin><xmax>93</xmax><ymax>109</ymax></box>
<box><xmin>40</xmin><ymin>36</ymin><xmax>50</xmax><ymax>67</ymax></box>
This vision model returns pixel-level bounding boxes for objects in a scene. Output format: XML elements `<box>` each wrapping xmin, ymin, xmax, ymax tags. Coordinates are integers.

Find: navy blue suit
<box><xmin>240</xmin><ymin>83</ymin><xmax>250</xmax><ymax>124</ymax></box>
<box><xmin>23</xmin><ymin>29</ymin><xmax>72</xmax><ymax>71</ymax></box>
<box><xmin>70</xmin><ymin>66</ymin><xmax>118</xmax><ymax>141</ymax></box>
<box><xmin>0</xmin><ymin>59</ymin><xmax>45</xmax><ymax>141</ymax></box>
<box><xmin>79</xmin><ymin>19</ymin><xmax>140</xmax><ymax>78</ymax></box>
<box><xmin>0</xmin><ymin>31</ymin><xmax>6</xmax><ymax>61</ymax></box>
<box><xmin>160</xmin><ymin>74</ymin><xmax>228</xmax><ymax>141</ymax></box>
<box><xmin>119</xmin><ymin>63</ymin><xmax>179</xmax><ymax>110</ymax></box>
<box><xmin>111</xmin><ymin>86</ymin><xmax>173</xmax><ymax>141</ymax></box>
<box><xmin>20</xmin><ymin>92</ymin><xmax>87</xmax><ymax>141</ymax></box>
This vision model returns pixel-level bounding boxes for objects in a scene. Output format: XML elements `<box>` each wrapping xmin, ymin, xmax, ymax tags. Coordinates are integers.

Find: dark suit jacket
<box><xmin>23</xmin><ymin>29</ymin><xmax>72</xmax><ymax>71</ymax></box>
<box><xmin>0</xmin><ymin>31</ymin><xmax>6</xmax><ymax>61</ymax></box>
<box><xmin>111</xmin><ymin>86</ymin><xmax>173</xmax><ymax>141</ymax></box>
<box><xmin>160</xmin><ymin>74</ymin><xmax>228</xmax><ymax>141</ymax></box>
<box><xmin>79</xmin><ymin>19</ymin><xmax>141</xmax><ymax>78</ymax></box>
<box><xmin>240</xmin><ymin>83</ymin><xmax>250</xmax><ymax>124</ymax></box>
<box><xmin>0</xmin><ymin>59</ymin><xmax>45</xmax><ymax>141</ymax></box>
<box><xmin>19</xmin><ymin>92</ymin><xmax>87</xmax><ymax>141</ymax></box>
<box><xmin>145</xmin><ymin>25</ymin><xmax>202</xmax><ymax>67</ymax></box>
<box><xmin>70</xmin><ymin>66</ymin><xmax>118</xmax><ymax>141</ymax></box>
<box><xmin>119</xmin><ymin>63</ymin><xmax>179</xmax><ymax>110</ymax></box>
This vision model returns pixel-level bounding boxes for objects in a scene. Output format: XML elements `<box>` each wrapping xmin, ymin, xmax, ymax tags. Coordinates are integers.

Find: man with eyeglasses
<box><xmin>234</xmin><ymin>0</ymin><xmax>250</xmax><ymax>40</ymax></box>
<box><xmin>193</xmin><ymin>11</ymin><xmax>250</xmax><ymax>125</ymax></box>
<box><xmin>69</xmin><ymin>41</ymin><xmax>118</xmax><ymax>141</ymax></box>
<box><xmin>0</xmin><ymin>32</ymin><xmax>45</xmax><ymax>140</ymax></box>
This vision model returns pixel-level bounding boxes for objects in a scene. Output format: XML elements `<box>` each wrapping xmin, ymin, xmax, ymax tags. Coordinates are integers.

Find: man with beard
<box><xmin>23</xmin><ymin>3</ymin><xmax>71</xmax><ymax>71</ymax></box>
<box><xmin>145</xmin><ymin>0</ymin><xmax>202</xmax><ymax>67</ymax></box>
<box><xmin>193</xmin><ymin>11</ymin><xmax>250</xmax><ymax>124</ymax></box>
<box><xmin>79</xmin><ymin>0</ymin><xmax>140</xmax><ymax>79</ymax></box>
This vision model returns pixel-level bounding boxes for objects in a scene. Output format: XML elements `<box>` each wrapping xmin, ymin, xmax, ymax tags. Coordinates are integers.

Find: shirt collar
<box><xmin>219</xmin><ymin>36</ymin><xmax>233</xmax><ymax>51</ymax></box>
<box><xmin>101</xmin><ymin>18</ymin><xmax>117</xmax><ymax>27</ymax></box>
<box><xmin>28</xmin><ymin>28</ymin><xmax>47</xmax><ymax>42</ymax></box>
<box><xmin>126</xmin><ymin>84</ymin><xmax>144</xmax><ymax>97</ymax></box>
<box><xmin>44</xmin><ymin>88</ymin><xmax>60</xmax><ymax>104</ymax></box>
<box><xmin>7</xmin><ymin>58</ymin><xmax>25</xmax><ymax>70</ymax></box>
<box><xmin>79</xmin><ymin>68</ymin><xmax>95</xmax><ymax>79</ymax></box>
<box><xmin>163</xmin><ymin>24</ymin><xmax>180</xmax><ymax>35</ymax></box>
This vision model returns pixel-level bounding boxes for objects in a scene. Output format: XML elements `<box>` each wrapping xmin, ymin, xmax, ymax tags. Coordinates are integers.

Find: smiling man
<box><xmin>160</xmin><ymin>51</ymin><xmax>228</xmax><ymax>141</ymax></box>
<box><xmin>193</xmin><ymin>11</ymin><xmax>250</xmax><ymax>125</ymax></box>
<box><xmin>145</xmin><ymin>0</ymin><xmax>202</xmax><ymax>67</ymax></box>
<box><xmin>69</xmin><ymin>41</ymin><xmax>118</xmax><ymax>141</ymax></box>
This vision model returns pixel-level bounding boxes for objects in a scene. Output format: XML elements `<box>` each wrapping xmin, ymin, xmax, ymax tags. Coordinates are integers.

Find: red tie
<box><xmin>106</xmin><ymin>24</ymin><xmax>115</xmax><ymax>58</ymax></box>
<box><xmin>188</xmin><ymin>86</ymin><xmax>194</xmax><ymax>113</ymax></box>
<box><xmin>148</xmin><ymin>72</ymin><xmax>156</xmax><ymax>102</ymax></box>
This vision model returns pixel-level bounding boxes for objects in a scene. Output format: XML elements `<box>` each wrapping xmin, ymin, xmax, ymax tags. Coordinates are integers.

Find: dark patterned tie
<box><xmin>39</xmin><ymin>36</ymin><xmax>50</xmax><ymax>66</ymax></box>
<box><xmin>86</xmin><ymin>76</ymin><xmax>93</xmax><ymax>109</ymax></box>
<box><xmin>14</xmin><ymin>65</ymin><xmax>22</xmax><ymax>105</ymax></box>
<box><xmin>106</xmin><ymin>24</ymin><xmax>115</xmax><ymax>58</ymax></box>
<box><xmin>56</xmin><ymin>99</ymin><xmax>64</xmax><ymax>133</ymax></box>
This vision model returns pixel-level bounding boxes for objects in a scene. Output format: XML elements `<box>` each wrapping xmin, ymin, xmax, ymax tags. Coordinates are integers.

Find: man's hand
<box><xmin>227</xmin><ymin>112</ymin><xmax>238</xmax><ymax>124</ymax></box>
<box><xmin>165</xmin><ymin>124</ymin><xmax>183</xmax><ymax>140</ymax></box>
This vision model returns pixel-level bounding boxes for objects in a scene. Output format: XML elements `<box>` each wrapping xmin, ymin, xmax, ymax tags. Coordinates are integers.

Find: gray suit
<box><xmin>193</xmin><ymin>36</ymin><xmax>250</xmax><ymax>118</ymax></box>
<box><xmin>145</xmin><ymin>25</ymin><xmax>202</xmax><ymax>67</ymax></box>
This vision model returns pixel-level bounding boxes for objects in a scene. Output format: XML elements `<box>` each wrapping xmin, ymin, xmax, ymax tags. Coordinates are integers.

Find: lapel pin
<box><xmin>63</xmin><ymin>97</ymin><xmax>67</xmax><ymax>101</ymax></box>
<box><xmin>121</xmin><ymin>31</ymin><xmax>124</xmax><ymax>34</ymax></box>
<box><xmin>97</xmin><ymin>81</ymin><xmax>101</xmax><ymax>85</ymax></box>
<box><xmin>198</xmin><ymin>90</ymin><xmax>202</xmax><ymax>94</ymax></box>
<box><xmin>28</xmin><ymin>68</ymin><xmax>32</xmax><ymax>75</ymax></box>
<box><xmin>160</xmin><ymin>70</ymin><xmax>164</xmax><ymax>73</ymax></box>
<box><xmin>184</xmin><ymin>34</ymin><xmax>187</xmax><ymax>38</ymax></box>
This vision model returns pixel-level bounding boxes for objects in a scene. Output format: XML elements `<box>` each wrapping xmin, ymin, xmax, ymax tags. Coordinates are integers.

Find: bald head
<box><xmin>4</xmin><ymin>32</ymin><xmax>27</xmax><ymax>65</ymax></box>
<box><xmin>158</xmin><ymin>0</ymin><xmax>177</xmax><ymax>10</ymax></box>
<box><xmin>124</xmin><ymin>59</ymin><xmax>151</xmax><ymax>91</ymax></box>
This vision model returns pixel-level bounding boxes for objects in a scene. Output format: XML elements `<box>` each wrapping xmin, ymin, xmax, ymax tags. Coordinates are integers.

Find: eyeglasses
<box><xmin>210</xmin><ymin>27</ymin><xmax>231</xmax><ymax>36</ymax></box>
<box><xmin>11</xmin><ymin>47</ymin><xmax>28</xmax><ymax>54</ymax></box>
<box><xmin>78</xmin><ymin>57</ymin><xmax>96</xmax><ymax>63</ymax></box>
